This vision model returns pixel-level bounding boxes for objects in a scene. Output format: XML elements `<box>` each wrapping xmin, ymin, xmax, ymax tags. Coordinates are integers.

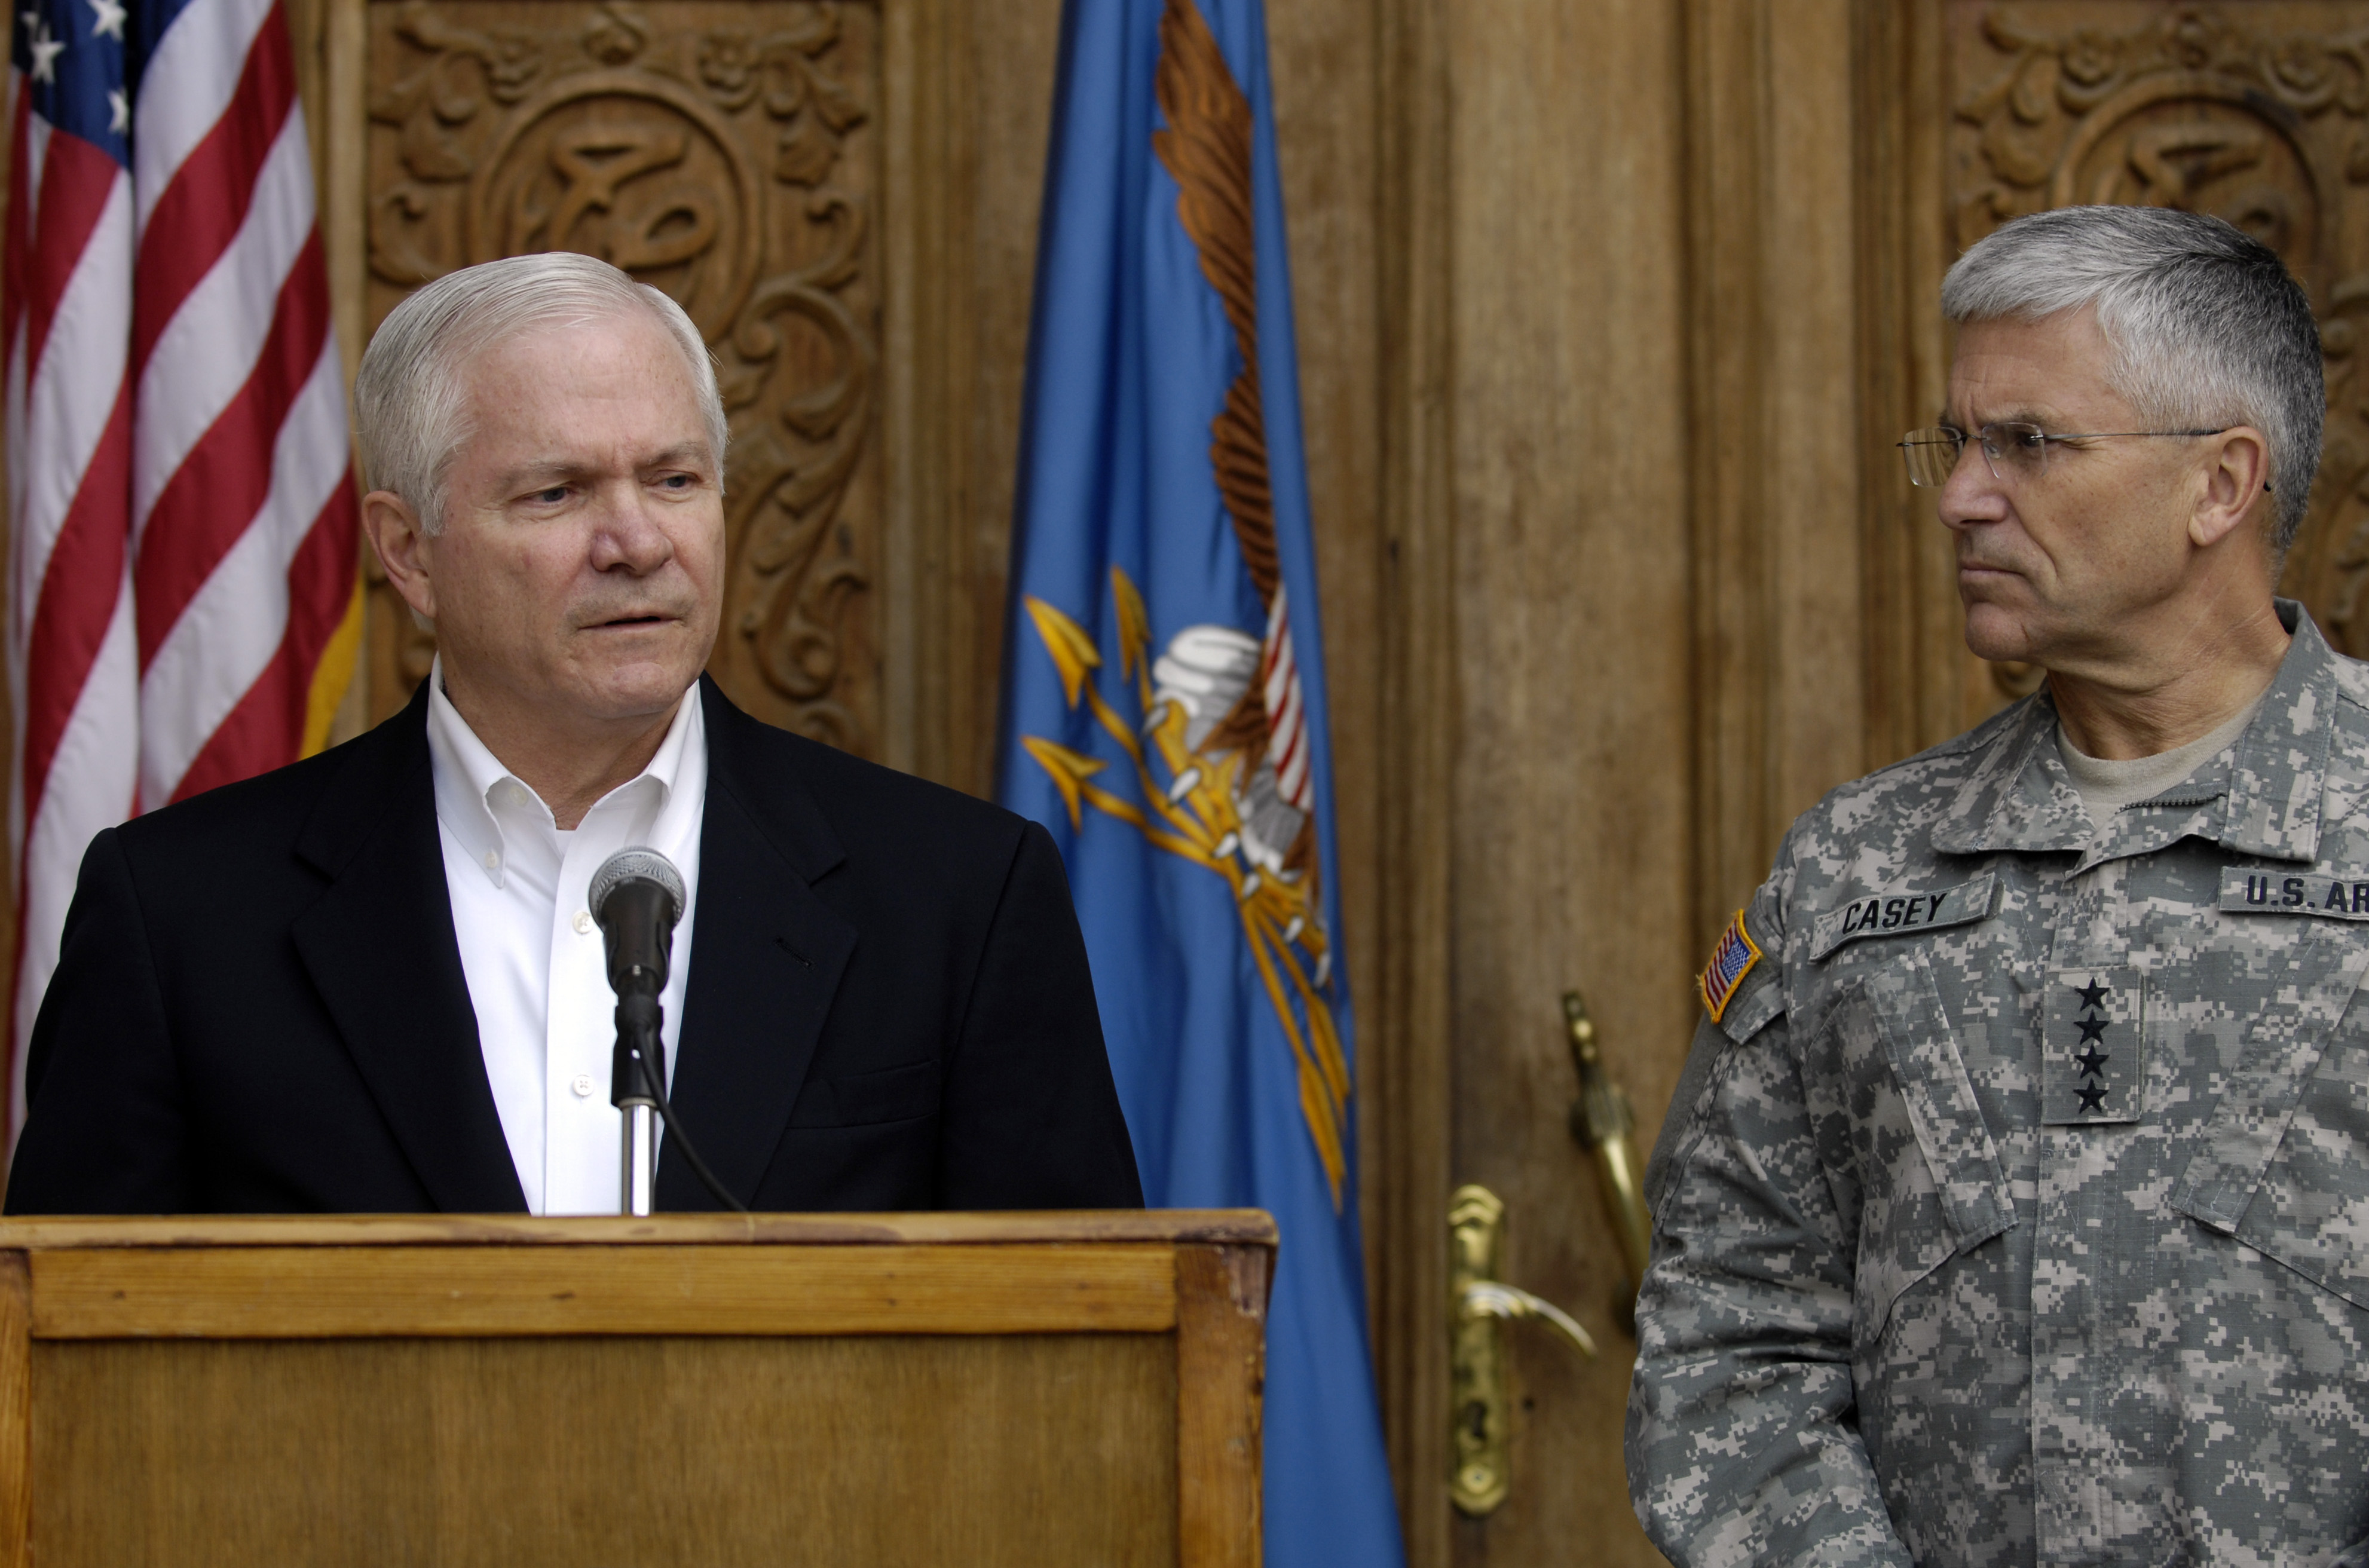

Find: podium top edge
<box><xmin>0</xmin><ymin>1209</ymin><xmax>1280</xmax><ymax>1250</ymax></box>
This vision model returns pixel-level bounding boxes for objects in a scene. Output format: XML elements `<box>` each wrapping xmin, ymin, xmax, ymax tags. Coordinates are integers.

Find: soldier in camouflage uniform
<box><xmin>1628</xmin><ymin>206</ymin><xmax>2369</xmax><ymax>1566</ymax></box>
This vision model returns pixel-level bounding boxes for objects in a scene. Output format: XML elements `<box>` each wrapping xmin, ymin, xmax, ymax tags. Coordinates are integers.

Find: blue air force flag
<box><xmin>994</xmin><ymin>1</ymin><xmax>1406</xmax><ymax>1563</ymax></box>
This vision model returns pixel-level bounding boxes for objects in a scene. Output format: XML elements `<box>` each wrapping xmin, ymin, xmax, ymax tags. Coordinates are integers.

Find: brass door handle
<box><xmin>1457</xmin><ymin>1279</ymin><xmax>1597</xmax><ymax>1358</ymax></box>
<box><xmin>1565</xmin><ymin>990</ymin><xmax>1654</xmax><ymax>1290</ymax></box>
<box><xmin>1449</xmin><ymin>1184</ymin><xmax>1594</xmax><ymax>1517</ymax></box>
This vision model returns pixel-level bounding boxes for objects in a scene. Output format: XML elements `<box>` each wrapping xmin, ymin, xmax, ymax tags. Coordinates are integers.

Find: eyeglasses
<box><xmin>1897</xmin><ymin>422</ymin><xmax>2233</xmax><ymax>488</ymax></box>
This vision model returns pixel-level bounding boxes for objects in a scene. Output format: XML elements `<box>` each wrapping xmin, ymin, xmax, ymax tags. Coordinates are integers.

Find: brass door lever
<box><xmin>1564</xmin><ymin>990</ymin><xmax>1653</xmax><ymax>1290</ymax></box>
<box><xmin>1449</xmin><ymin>1184</ymin><xmax>1594</xmax><ymax>1516</ymax></box>
<box><xmin>1458</xmin><ymin>1279</ymin><xmax>1596</xmax><ymax>1356</ymax></box>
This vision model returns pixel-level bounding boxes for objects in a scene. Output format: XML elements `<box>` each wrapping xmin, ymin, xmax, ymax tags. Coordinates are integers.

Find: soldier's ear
<box><xmin>2190</xmin><ymin>427</ymin><xmax>2271</xmax><ymax>553</ymax></box>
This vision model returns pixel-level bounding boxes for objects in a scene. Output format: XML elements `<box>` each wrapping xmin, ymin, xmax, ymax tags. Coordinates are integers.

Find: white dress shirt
<box><xmin>424</xmin><ymin>661</ymin><xmax>706</xmax><ymax>1215</ymax></box>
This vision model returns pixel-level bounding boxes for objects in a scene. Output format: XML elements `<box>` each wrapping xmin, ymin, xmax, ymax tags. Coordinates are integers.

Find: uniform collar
<box><xmin>424</xmin><ymin>657</ymin><xmax>704</xmax><ymax>887</ymax></box>
<box><xmin>2217</xmin><ymin>601</ymin><xmax>2337</xmax><ymax>861</ymax></box>
<box><xmin>1930</xmin><ymin>692</ymin><xmax>2091</xmax><ymax>857</ymax></box>
<box><xmin>1933</xmin><ymin>599</ymin><xmax>2336</xmax><ymax>865</ymax></box>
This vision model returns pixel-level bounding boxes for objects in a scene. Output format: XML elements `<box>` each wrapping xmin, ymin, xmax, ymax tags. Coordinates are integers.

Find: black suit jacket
<box><xmin>5</xmin><ymin>678</ymin><xmax>1142</xmax><ymax>1214</ymax></box>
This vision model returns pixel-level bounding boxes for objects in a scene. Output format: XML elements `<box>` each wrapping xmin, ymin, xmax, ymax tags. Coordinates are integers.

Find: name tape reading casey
<box><xmin>2221</xmin><ymin>868</ymin><xmax>2369</xmax><ymax>918</ymax></box>
<box><xmin>1811</xmin><ymin>874</ymin><xmax>1998</xmax><ymax>961</ymax></box>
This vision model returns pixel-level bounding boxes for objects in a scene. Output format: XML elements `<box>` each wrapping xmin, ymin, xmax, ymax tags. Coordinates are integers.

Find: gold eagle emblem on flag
<box><xmin>1021</xmin><ymin>570</ymin><xmax>1348</xmax><ymax>1205</ymax></box>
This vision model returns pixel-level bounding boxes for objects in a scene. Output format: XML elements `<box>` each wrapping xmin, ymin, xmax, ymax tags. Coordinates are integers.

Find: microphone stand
<box><xmin>593</xmin><ymin>848</ymin><xmax>745</xmax><ymax>1215</ymax></box>
<box><xmin>611</xmin><ymin>987</ymin><xmax>665</xmax><ymax>1218</ymax></box>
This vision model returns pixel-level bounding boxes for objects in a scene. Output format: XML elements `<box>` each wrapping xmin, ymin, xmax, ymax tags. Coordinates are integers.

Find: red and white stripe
<box><xmin>1257</xmin><ymin>582</ymin><xmax>1312</xmax><ymax>812</ymax></box>
<box><xmin>4</xmin><ymin>0</ymin><xmax>359</xmax><ymax>1132</ymax></box>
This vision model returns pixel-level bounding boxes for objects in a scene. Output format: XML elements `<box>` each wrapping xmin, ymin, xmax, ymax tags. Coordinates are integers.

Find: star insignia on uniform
<box><xmin>2073</xmin><ymin>978</ymin><xmax>2111</xmax><ymax>1012</ymax></box>
<box><xmin>26</xmin><ymin>16</ymin><xmax>63</xmax><ymax>82</ymax></box>
<box><xmin>85</xmin><ymin>0</ymin><xmax>123</xmax><ymax>39</ymax></box>
<box><xmin>2075</xmin><ymin>1016</ymin><xmax>2110</xmax><ymax>1045</ymax></box>
<box><xmin>2074</xmin><ymin>1045</ymin><xmax>2109</xmax><ymax>1077</ymax></box>
<box><xmin>2076</xmin><ymin>1084</ymin><xmax>2109</xmax><ymax>1114</ymax></box>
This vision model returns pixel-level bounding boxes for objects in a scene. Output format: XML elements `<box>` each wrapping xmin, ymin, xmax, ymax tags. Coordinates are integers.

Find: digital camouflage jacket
<box><xmin>1629</xmin><ymin>603</ymin><xmax>2369</xmax><ymax>1567</ymax></box>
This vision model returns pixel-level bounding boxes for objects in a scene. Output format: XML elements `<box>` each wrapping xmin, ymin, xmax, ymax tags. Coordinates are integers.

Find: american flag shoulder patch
<box><xmin>1698</xmin><ymin>910</ymin><xmax>1764</xmax><ymax>1023</ymax></box>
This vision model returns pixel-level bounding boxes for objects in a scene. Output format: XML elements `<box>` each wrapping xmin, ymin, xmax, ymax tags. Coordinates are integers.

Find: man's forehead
<box><xmin>450</xmin><ymin>405</ymin><xmax>715</xmax><ymax>491</ymax></box>
<box><xmin>450</xmin><ymin>318</ymin><xmax>708</xmax><ymax>454</ymax></box>
<box><xmin>1946</xmin><ymin>310</ymin><xmax>2119</xmax><ymax>421</ymax></box>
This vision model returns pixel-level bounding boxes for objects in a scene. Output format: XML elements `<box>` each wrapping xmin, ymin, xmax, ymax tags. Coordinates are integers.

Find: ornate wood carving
<box><xmin>359</xmin><ymin>0</ymin><xmax>879</xmax><ymax>752</ymax></box>
<box><xmin>1949</xmin><ymin>2</ymin><xmax>2369</xmax><ymax>673</ymax></box>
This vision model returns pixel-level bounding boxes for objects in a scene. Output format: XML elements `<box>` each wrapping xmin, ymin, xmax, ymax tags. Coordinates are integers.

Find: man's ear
<box><xmin>362</xmin><ymin>491</ymin><xmax>438</xmax><ymax>623</ymax></box>
<box><xmin>2192</xmin><ymin>426</ymin><xmax>2272</xmax><ymax>552</ymax></box>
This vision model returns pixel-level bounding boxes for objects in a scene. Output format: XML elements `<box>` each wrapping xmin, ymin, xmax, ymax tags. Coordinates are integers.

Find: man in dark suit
<box><xmin>5</xmin><ymin>253</ymin><xmax>1141</xmax><ymax>1216</ymax></box>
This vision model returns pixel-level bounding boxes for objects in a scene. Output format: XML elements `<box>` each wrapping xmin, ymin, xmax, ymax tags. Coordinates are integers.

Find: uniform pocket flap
<box><xmin>2173</xmin><ymin>915</ymin><xmax>2369</xmax><ymax>1232</ymax></box>
<box><xmin>1800</xmin><ymin>972</ymin><xmax>2012</xmax><ymax>1358</ymax></box>
<box><xmin>2227</xmin><ymin>1028</ymin><xmax>2369</xmax><ymax>1313</ymax></box>
<box><xmin>1853</xmin><ymin>961</ymin><xmax>2013</xmax><ymax>1252</ymax></box>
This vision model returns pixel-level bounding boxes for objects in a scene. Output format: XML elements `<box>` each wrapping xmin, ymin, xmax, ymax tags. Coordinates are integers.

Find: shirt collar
<box><xmin>1934</xmin><ymin>599</ymin><xmax>2339</xmax><ymax>864</ymax></box>
<box><xmin>424</xmin><ymin>659</ymin><xmax>704</xmax><ymax>887</ymax></box>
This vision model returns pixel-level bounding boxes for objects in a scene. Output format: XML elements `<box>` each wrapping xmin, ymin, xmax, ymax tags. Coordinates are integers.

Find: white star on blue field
<box><xmin>13</xmin><ymin>0</ymin><xmax>195</xmax><ymax>167</ymax></box>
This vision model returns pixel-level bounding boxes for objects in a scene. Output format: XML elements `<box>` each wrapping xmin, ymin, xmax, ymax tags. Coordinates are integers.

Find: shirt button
<box><xmin>573</xmin><ymin>910</ymin><xmax>593</xmax><ymax>936</ymax></box>
<box><xmin>572</xmin><ymin>1074</ymin><xmax>595</xmax><ymax>1097</ymax></box>
<box><xmin>482</xmin><ymin>849</ymin><xmax>500</xmax><ymax>870</ymax></box>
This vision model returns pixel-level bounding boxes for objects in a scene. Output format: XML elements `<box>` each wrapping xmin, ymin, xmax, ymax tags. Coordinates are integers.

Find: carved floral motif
<box><xmin>362</xmin><ymin>0</ymin><xmax>878</xmax><ymax>751</ymax></box>
<box><xmin>1954</xmin><ymin>4</ymin><xmax>2369</xmax><ymax>254</ymax></box>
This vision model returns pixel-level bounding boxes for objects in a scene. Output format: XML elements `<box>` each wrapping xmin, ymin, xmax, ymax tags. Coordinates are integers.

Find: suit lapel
<box><xmin>290</xmin><ymin>685</ymin><xmax>526</xmax><ymax>1213</ymax></box>
<box><xmin>662</xmin><ymin>679</ymin><xmax>856</xmax><ymax>1209</ymax></box>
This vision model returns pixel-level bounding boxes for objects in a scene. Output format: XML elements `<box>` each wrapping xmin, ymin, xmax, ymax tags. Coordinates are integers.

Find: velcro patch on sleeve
<box><xmin>1699</xmin><ymin>909</ymin><xmax>1764</xmax><ymax>1024</ymax></box>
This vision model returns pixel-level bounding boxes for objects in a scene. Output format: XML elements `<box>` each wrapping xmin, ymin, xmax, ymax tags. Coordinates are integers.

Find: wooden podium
<box><xmin>0</xmin><ymin>1210</ymin><xmax>1274</xmax><ymax>1566</ymax></box>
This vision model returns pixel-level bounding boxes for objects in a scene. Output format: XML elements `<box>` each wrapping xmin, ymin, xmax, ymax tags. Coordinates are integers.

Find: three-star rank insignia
<box><xmin>2042</xmin><ymin>966</ymin><xmax>2142</xmax><ymax>1126</ymax></box>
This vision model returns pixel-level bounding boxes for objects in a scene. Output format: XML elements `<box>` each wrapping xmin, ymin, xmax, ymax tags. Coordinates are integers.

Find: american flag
<box><xmin>4</xmin><ymin>0</ymin><xmax>359</xmax><ymax>1127</ymax></box>
<box><xmin>1698</xmin><ymin>909</ymin><xmax>1763</xmax><ymax>1024</ymax></box>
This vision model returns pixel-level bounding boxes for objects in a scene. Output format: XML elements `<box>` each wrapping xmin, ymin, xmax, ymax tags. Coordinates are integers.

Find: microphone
<box><xmin>589</xmin><ymin>847</ymin><xmax>684</xmax><ymax>1005</ymax></box>
<box><xmin>589</xmin><ymin>848</ymin><xmax>744</xmax><ymax>1215</ymax></box>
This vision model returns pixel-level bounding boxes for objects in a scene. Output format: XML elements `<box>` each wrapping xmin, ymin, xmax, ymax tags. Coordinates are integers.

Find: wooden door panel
<box><xmin>1442</xmin><ymin>0</ymin><xmax>1692</xmax><ymax>1564</ymax></box>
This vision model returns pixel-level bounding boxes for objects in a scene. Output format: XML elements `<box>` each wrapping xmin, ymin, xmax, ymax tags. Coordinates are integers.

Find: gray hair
<box><xmin>1941</xmin><ymin>206</ymin><xmax>2322</xmax><ymax>551</ymax></box>
<box><xmin>353</xmin><ymin>253</ymin><xmax>728</xmax><ymax>534</ymax></box>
